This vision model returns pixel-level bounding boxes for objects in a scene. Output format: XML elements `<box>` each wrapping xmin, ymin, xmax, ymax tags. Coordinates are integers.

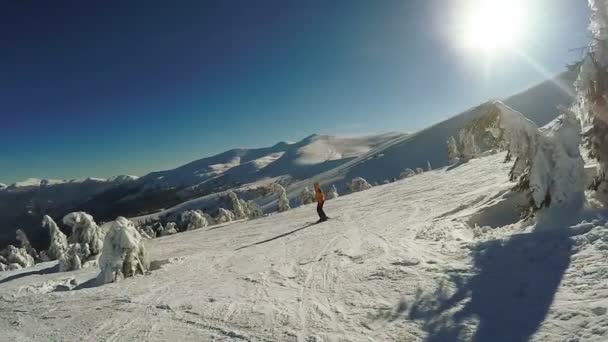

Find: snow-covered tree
<box><xmin>349</xmin><ymin>177</ymin><xmax>372</xmax><ymax>192</ymax></box>
<box><xmin>271</xmin><ymin>183</ymin><xmax>290</xmax><ymax>212</ymax></box>
<box><xmin>215</xmin><ymin>208</ymin><xmax>235</xmax><ymax>224</ymax></box>
<box><xmin>326</xmin><ymin>185</ymin><xmax>339</xmax><ymax>200</ymax></box>
<box><xmin>42</xmin><ymin>215</ymin><xmax>68</xmax><ymax>261</ymax></box>
<box><xmin>160</xmin><ymin>222</ymin><xmax>178</xmax><ymax>236</ymax></box>
<box><xmin>16</xmin><ymin>229</ymin><xmax>37</xmax><ymax>260</ymax></box>
<box><xmin>458</xmin><ymin>130</ymin><xmax>480</xmax><ymax>162</ymax></box>
<box><xmin>227</xmin><ymin>191</ymin><xmax>248</xmax><ymax>219</ymax></box>
<box><xmin>299</xmin><ymin>187</ymin><xmax>316</xmax><ymax>205</ymax></box>
<box><xmin>62</xmin><ymin>212</ymin><xmax>104</xmax><ymax>256</ymax></box>
<box><xmin>462</xmin><ymin>101</ymin><xmax>584</xmax><ymax>213</ymax></box>
<box><xmin>427</xmin><ymin>160</ymin><xmax>432</xmax><ymax>171</ymax></box>
<box><xmin>415</xmin><ymin>167</ymin><xmax>424</xmax><ymax>174</ymax></box>
<box><xmin>6</xmin><ymin>245</ymin><xmax>35</xmax><ymax>269</ymax></box>
<box><xmin>97</xmin><ymin>217</ymin><xmax>149</xmax><ymax>284</ymax></box>
<box><xmin>180</xmin><ymin>210</ymin><xmax>209</xmax><ymax>230</ymax></box>
<box><xmin>447</xmin><ymin>136</ymin><xmax>461</xmax><ymax>165</ymax></box>
<box><xmin>575</xmin><ymin>0</ymin><xmax>608</xmax><ymax>196</ymax></box>
<box><xmin>400</xmin><ymin>168</ymin><xmax>416</xmax><ymax>179</ymax></box>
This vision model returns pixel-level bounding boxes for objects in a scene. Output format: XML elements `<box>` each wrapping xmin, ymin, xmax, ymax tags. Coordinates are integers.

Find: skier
<box><xmin>314</xmin><ymin>182</ymin><xmax>329</xmax><ymax>222</ymax></box>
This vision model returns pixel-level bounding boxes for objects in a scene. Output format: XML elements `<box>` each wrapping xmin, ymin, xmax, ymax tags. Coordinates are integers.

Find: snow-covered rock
<box><xmin>349</xmin><ymin>177</ymin><xmax>372</xmax><ymax>192</ymax></box>
<box><xmin>42</xmin><ymin>215</ymin><xmax>68</xmax><ymax>261</ymax></box>
<box><xmin>97</xmin><ymin>217</ymin><xmax>149</xmax><ymax>284</ymax></box>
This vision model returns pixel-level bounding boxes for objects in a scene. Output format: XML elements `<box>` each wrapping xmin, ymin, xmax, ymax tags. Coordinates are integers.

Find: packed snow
<box><xmin>2</xmin><ymin>153</ymin><xmax>608</xmax><ymax>341</ymax></box>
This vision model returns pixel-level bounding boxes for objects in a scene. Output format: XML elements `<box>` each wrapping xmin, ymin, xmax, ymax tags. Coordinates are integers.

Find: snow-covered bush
<box><xmin>6</xmin><ymin>245</ymin><xmax>35</xmax><ymax>269</ymax></box>
<box><xmin>137</xmin><ymin>225</ymin><xmax>156</xmax><ymax>239</ymax></box>
<box><xmin>349</xmin><ymin>177</ymin><xmax>372</xmax><ymax>192</ymax></box>
<box><xmin>62</xmin><ymin>211</ymin><xmax>104</xmax><ymax>256</ymax></box>
<box><xmin>16</xmin><ymin>229</ymin><xmax>37</xmax><ymax>259</ymax></box>
<box><xmin>180</xmin><ymin>210</ymin><xmax>209</xmax><ymax>230</ymax></box>
<box><xmin>426</xmin><ymin>161</ymin><xmax>432</xmax><ymax>171</ymax></box>
<box><xmin>272</xmin><ymin>183</ymin><xmax>290</xmax><ymax>212</ymax></box>
<box><xmin>59</xmin><ymin>243</ymin><xmax>90</xmax><ymax>272</ymax></box>
<box><xmin>399</xmin><ymin>168</ymin><xmax>416</xmax><ymax>179</ymax></box>
<box><xmin>97</xmin><ymin>217</ymin><xmax>149</xmax><ymax>284</ymax></box>
<box><xmin>160</xmin><ymin>222</ymin><xmax>178</xmax><ymax>236</ymax></box>
<box><xmin>299</xmin><ymin>187</ymin><xmax>316</xmax><ymax>205</ymax></box>
<box><xmin>415</xmin><ymin>167</ymin><xmax>424</xmax><ymax>174</ymax></box>
<box><xmin>227</xmin><ymin>191</ymin><xmax>248</xmax><ymax>219</ymax></box>
<box><xmin>42</xmin><ymin>215</ymin><xmax>68</xmax><ymax>261</ymax></box>
<box><xmin>215</xmin><ymin>208</ymin><xmax>235</xmax><ymax>224</ymax></box>
<box><xmin>0</xmin><ymin>262</ymin><xmax>7</xmax><ymax>272</ymax></box>
<box><xmin>326</xmin><ymin>185</ymin><xmax>339</xmax><ymax>200</ymax></box>
<box><xmin>246</xmin><ymin>200</ymin><xmax>264</xmax><ymax>218</ymax></box>
<box><xmin>447</xmin><ymin>136</ymin><xmax>461</xmax><ymax>165</ymax></box>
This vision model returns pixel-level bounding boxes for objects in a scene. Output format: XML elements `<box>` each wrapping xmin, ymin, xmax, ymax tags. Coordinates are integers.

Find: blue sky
<box><xmin>0</xmin><ymin>0</ymin><xmax>590</xmax><ymax>184</ymax></box>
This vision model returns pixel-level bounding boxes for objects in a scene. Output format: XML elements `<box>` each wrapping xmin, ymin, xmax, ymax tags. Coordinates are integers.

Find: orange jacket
<box><xmin>314</xmin><ymin>184</ymin><xmax>324</xmax><ymax>203</ymax></box>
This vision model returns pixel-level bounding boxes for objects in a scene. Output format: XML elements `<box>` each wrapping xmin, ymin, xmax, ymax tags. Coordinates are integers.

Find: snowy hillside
<box><xmin>136</xmin><ymin>133</ymin><xmax>403</xmax><ymax>190</ymax></box>
<box><xmin>289</xmin><ymin>68</ymin><xmax>579</xmax><ymax>194</ymax></box>
<box><xmin>2</xmin><ymin>153</ymin><xmax>607</xmax><ymax>341</ymax></box>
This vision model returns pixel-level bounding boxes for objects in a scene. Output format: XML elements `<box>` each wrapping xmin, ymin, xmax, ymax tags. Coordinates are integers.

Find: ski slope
<box><xmin>2</xmin><ymin>153</ymin><xmax>607</xmax><ymax>342</ymax></box>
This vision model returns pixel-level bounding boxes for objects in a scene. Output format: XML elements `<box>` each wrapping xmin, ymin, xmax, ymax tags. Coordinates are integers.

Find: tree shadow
<box><xmin>393</xmin><ymin>228</ymin><xmax>573</xmax><ymax>341</ymax></box>
<box><xmin>0</xmin><ymin>263</ymin><xmax>60</xmax><ymax>284</ymax></box>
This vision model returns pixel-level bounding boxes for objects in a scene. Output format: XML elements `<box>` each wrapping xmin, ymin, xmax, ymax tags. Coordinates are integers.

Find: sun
<box><xmin>459</xmin><ymin>0</ymin><xmax>527</xmax><ymax>54</ymax></box>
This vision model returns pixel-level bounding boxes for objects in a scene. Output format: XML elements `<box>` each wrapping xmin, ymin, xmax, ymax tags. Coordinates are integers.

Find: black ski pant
<box><xmin>317</xmin><ymin>201</ymin><xmax>328</xmax><ymax>221</ymax></box>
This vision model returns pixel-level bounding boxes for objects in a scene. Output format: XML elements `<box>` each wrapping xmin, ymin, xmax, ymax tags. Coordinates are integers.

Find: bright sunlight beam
<box><xmin>460</xmin><ymin>0</ymin><xmax>528</xmax><ymax>54</ymax></box>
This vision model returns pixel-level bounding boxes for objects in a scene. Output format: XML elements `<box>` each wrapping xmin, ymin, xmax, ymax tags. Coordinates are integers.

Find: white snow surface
<box><xmin>2</xmin><ymin>153</ymin><xmax>608</xmax><ymax>341</ymax></box>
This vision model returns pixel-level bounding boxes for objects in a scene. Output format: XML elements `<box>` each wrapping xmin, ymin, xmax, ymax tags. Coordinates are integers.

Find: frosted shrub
<box><xmin>415</xmin><ymin>167</ymin><xmax>424</xmax><ymax>174</ymax></box>
<box><xmin>272</xmin><ymin>183</ymin><xmax>290</xmax><ymax>212</ymax></box>
<box><xmin>216</xmin><ymin>208</ymin><xmax>235</xmax><ymax>224</ymax></box>
<box><xmin>6</xmin><ymin>245</ymin><xmax>35</xmax><ymax>269</ymax></box>
<box><xmin>326</xmin><ymin>185</ymin><xmax>339</xmax><ymax>199</ymax></box>
<box><xmin>246</xmin><ymin>200</ymin><xmax>264</xmax><ymax>218</ymax></box>
<box><xmin>62</xmin><ymin>211</ymin><xmax>104</xmax><ymax>256</ymax></box>
<box><xmin>299</xmin><ymin>187</ymin><xmax>315</xmax><ymax>205</ymax></box>
<box><xmin>160</xmin><ymin>222</ymin><xmax>178</xmax><ymax>236</ymax></box>
<box><xmin>16</xmin><ymin>229</ymin><xmax>37</xmax><ymax>259</ymax></box>
<box><xmin>447</xmin><ymin>136</ymin><xmax>461</xmax><ymax>165</ymax></box>
<box><xmin>97</xmin><ymin>217</ymin><xmax>149</xmax><ymax>284</ymax></box>
<box><xmin>400</xmin><ymin>169</ymin><xmax>416</xmax><ymax>179</ymax></box>
<box><xmin>349</xmin><ymin>177</ymin><xmax>372</xmax><ymax>192</ymax></box>
<box><xmin>42</xmin><ymin>215</ymin><xmax>68</xmax><ymax>261</ymax></box>
<box><xmin>180</xmin><ymin>210</ymin><xmax>209</xmax><ymax>230</ymax></box>
<box><xmin>227</xmin><ymin>191</ymin><xmax>248</xmax><ymax>219</ymax></box>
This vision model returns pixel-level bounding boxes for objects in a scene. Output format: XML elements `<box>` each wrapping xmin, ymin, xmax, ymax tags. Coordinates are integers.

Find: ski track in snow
<box><xmin>2</xmin><ymin>153</ymin><xmax>608</xmax><ymax>341</ymax></box>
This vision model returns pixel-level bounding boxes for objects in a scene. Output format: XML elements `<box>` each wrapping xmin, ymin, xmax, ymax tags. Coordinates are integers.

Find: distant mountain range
<box><xmin>0</xmin><ymin>65</ymin><xmax>579</xmax><ymax>250</ymax></box>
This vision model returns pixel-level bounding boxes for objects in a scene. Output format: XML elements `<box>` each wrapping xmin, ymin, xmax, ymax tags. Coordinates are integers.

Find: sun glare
<box><xmin>460</xmin><ymin>0</ymin><xmax>527</xmax><ymax>54</ymax></box>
